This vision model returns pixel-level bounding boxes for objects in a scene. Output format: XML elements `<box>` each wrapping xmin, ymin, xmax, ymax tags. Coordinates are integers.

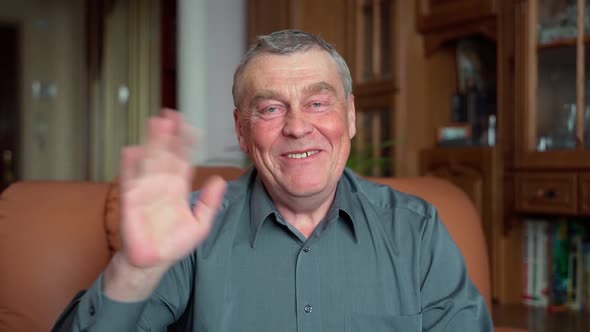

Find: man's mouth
<box><xmin>285</xmin><ymin>150</ymin><xmax>320</xmax><ymax>159</ymax></box>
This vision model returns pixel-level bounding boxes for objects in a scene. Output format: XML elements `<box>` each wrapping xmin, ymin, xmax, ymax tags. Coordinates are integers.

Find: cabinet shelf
<box><xmin>537</xmin><ymin>35</ymin><xmax>590</xmax><ymax>50</ymax></box>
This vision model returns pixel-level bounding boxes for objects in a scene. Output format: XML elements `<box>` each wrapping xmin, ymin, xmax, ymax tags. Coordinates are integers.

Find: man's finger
<box><xmin>143</xmin><ymin>117</ymin><xmax>176</xmax><ymax>174</ymax></box>
<box><xmin>120</xmin><ymin>146</ymin><xmax>143</xmax><ymax>191</ymax></box>
<box><xmin>191</xmin><ymin>176</ymin><xmax>228</xmax><ymax>235</ymax></box>
<box><xmin>162</xmin><ymin>109</ymin><xmax>199</xmax><ymax>162</ymax></box>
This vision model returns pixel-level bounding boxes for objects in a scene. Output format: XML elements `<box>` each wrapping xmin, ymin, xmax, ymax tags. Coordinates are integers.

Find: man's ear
<box><xmin>234</xmin><ymin>109</ymin><xmax>249</xmax><ymax>153</ymax></box>
<box><xmin>347</xmin><ymin>95</ymin><xmax>356</xmax><ymax>139</ymax></box>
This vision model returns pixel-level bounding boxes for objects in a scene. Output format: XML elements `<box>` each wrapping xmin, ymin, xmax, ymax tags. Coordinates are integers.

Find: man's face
<box><xmin>234</xmin><ymin>49</ymin><xmax>356</xmax><ymax>200</ymax></box>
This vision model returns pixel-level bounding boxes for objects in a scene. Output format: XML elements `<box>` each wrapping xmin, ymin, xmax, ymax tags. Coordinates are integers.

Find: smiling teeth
<box><xmin>287</xmin><ymin>150</ymin><xmax>319</xmax><ymax>159</ymax></box>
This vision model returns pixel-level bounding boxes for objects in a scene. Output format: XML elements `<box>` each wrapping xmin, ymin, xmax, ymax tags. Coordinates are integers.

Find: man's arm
<box><xmin>52</xmin><ymin>252</ymin><xmax>196</xmax><ymax>331</ymax></box>
<box><xmin>52</xmin><ymin>273</ymin><xmax>151</xmax><ymax>332</ymax></box>
<box><xmin>420</xmin><ymin>206</ymin><xmax>494</xmax><ymax>331</ymax></box>
<box><xmin>53</xmin><ymin>110</ymin><xmax>226</xmax><ymax>330</ymax></box>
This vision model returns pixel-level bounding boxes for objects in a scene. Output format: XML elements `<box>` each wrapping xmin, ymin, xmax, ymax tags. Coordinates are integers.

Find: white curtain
<box><xmin>89</xmin><ymin>0</ymin><xmax>161</xmax><ymax>181</ymax></box>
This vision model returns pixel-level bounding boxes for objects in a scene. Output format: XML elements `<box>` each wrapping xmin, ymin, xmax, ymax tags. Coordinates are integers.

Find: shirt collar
<box><xmin>249</xmin><ymin>171</ymin><xmax>358</xmax><ymax>247</ymax></box>
<box><xmin>249</xmin><ymin>175</ymin><xmax>277</xmax><ymax>247</ymax></box>
<box><xmin>328</xmin><ymin>175</ymin><xmax>357</xmax><ymax>241</ymax></box>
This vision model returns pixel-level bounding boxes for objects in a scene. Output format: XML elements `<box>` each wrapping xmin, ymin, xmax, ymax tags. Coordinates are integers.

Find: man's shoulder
<box><xmin>344</xmin><ymin>169</ymin><xmax>434</xmax><ymax>220</ymax></box>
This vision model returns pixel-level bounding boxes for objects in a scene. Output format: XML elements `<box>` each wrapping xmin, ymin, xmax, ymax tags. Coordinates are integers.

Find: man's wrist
<box><xmin>102</xmin><ymin>252</ymin><xmax>170</xmax><ymax>302</ymax></box>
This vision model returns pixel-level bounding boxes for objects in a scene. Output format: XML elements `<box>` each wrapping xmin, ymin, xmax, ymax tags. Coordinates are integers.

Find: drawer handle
<box><xmin>536</xmin><ymin>188</ymin><xmax>557</xmax><ymax>200</ymax></box>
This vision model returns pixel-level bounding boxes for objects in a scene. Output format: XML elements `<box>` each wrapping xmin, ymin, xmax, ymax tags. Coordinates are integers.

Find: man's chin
<box><xmin>281</xmin><ymin>179</ymin><xmax>328</xmax><ymax>197</ymax></box>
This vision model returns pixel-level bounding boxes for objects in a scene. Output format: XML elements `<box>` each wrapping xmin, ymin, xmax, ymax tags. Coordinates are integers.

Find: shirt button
<box><xmin>304</xmin><ymin>304</ymin><xmax>313</xmax><ymax>313</ymax></box>
<box><xmin>303</xmin><ymin>245</ymin><xmax>310</xmax><ymax>253</ymax></box>
<box><xmin>89</xmin><ymin>304</ymin><xmax>95</xmax><ymax>316</ymax></box>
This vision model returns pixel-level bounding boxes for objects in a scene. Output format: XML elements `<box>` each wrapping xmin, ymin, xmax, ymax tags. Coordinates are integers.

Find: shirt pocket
<box><xmin>345</xmin><ymin>312</ymin><xmax>422</xmax><ymax>332</ymax></box>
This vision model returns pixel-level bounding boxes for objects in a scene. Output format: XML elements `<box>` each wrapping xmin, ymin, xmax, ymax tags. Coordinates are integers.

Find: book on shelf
<box><xmin>537</xmin><ymin>221</ymin><xmax>549</xmax><ymax>307</ymax></box>
<box><xmin>522</xmin><ymin>218</ymin><xmax>590</xmax><ymax>311</ymax></box>
<box><xmin>568</xmin><ymin>224</ymin><xmax>584</xmax><ymax>310</ymax></box>
<box><xmin>583</xmin><ymin>241</ymin><xmax>590</xmax><ymax>312</ymax></box>
<box><xmin>551</xmin><ymin>219</ymin><xmax>569</xmax><ymax>310</ymax></box>
<box><xmin>522</xmin><ymin>219</ymin><xmax>550</xmax><ymax>307</ymax></box>
<box><xmin>523</xmin><ymin>219</ymin><xmax>536</xmax><ymax>305</ymax></box>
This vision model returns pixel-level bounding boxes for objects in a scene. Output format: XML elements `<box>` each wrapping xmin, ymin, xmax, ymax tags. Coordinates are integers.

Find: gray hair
<box><xmin>232</xmin><ymin>29</ymin><xmax>353</xmax><ymax>109</ymax></box>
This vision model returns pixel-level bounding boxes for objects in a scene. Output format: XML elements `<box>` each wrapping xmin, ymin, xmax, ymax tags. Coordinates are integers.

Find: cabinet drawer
<box><xmin>581</xmin><ymin>174</ymin><xmax>590</xmax><ymax>215</ymax></box>
<box><xmin>515</xmin><ymin>173</ymin><xmax>578</xmax><ymax>215</ymax></box>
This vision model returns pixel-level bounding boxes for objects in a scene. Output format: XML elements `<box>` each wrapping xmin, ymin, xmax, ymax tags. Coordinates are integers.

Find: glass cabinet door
<box><xmin>527</xmin><ymin>0</ymin><xmax>589</xmax><ymax>152</ymax></box>
<box><xmin>350</xmin><ymin>0</ymin><xmax>397</xmax><ymax>176</ymax></box>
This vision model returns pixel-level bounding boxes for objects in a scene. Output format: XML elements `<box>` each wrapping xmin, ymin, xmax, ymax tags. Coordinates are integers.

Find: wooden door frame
<box><xmin>0</xmin><ymin>22</ymin><xmax>21</xmax><ymax>191</ymax></box>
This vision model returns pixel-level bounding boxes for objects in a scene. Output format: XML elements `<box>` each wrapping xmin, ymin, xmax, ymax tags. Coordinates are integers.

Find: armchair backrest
<box><xmin>0</xmin><ymin>181</ymin><xmax>113</xmax><ymax>331</ymax></box>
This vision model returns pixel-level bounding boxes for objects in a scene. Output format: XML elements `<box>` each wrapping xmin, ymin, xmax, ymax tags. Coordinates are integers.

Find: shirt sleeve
<box><xmin>419</xmin><ymin>205</ymin><xmax>494</xmax><ymax>331</ymax></box>
<box><xmin>52</xmin><ymin>254</ymin><xmax>195</xmax><ymax>331</ymax></box>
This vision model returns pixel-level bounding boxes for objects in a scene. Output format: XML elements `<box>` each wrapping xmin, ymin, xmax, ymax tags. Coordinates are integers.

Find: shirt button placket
<box><xmin>296</xmin><ymin>243</ymin><xmax>320</xmax><ymax>332</ymax></box>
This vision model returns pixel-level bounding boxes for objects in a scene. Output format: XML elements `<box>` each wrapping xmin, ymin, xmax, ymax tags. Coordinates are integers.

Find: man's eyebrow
<box><xmin>303</xmin><ymin>82</ymin><xmax>337</xmax><ymax>97</ymax></box>
<box><xmin>246</xmin><ymin>82</ymin><xmax>337</xmax><ymax>109</ymax></box>
<box><xmin>248</xmin><ymin>90</ymin><xmax>279</xmax><ymax>108</ymax></box>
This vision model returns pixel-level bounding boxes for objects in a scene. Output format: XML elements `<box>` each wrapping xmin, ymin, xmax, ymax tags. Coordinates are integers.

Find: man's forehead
<box><xmin>245</xmin><ymin>49</ymin><xmax>337</xmax><ymax>73</ymax></box>
<box><xmin>244</xmin><ymin>52</ymin><xmax>340</xmax><ymax>85</ymax></box>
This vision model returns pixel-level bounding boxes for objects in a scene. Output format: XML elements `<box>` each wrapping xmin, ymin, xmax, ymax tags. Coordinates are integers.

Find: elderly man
<box><xmin>54</xmin><ymin>30</ymin><xmax>493</xmax><ymax>331</ymax></box>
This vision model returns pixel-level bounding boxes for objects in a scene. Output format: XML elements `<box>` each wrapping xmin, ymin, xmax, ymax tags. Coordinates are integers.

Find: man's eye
<box><xmin>257</xmin><ymin>106</ymin><xmax>283</xmax><ymax>118</ymax></box>
<box><xmin>311</xmin><ymin>102</ymin><xmax>322</xmax><ymax>108</ymax></box>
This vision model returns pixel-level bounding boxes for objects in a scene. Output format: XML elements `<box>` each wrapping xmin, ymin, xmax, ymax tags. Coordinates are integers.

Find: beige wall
<box><xmin>0</xmin><ymin>0</ymin><xmax>86</xmax><ymax>180</ymax></box>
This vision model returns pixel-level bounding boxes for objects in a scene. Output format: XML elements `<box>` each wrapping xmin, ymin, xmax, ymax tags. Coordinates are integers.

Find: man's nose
<box><xmin>282</xmin><ymin>109</ymin><xmax>313</xmax><ymax>138</ymax></box>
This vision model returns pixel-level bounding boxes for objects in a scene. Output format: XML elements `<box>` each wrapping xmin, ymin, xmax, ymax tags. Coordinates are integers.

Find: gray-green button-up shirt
<box><xmin>59</xmin><ymin>168</ymin><xmax>493</xmax><ymax>331</ymax></box>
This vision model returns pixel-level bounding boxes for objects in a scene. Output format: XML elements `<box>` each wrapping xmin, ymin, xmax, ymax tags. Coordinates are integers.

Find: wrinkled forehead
<box><xmin>240</xmin><ymin>50</ymin><xmax>343</xmax><ymax>93</ymax></box>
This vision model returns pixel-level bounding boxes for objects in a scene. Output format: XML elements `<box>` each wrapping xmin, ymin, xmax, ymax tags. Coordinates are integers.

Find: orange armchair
<box><xmin>0</xmin><ymin>167</ymin><xmax>524</xmax><ymax>331</ymax></box>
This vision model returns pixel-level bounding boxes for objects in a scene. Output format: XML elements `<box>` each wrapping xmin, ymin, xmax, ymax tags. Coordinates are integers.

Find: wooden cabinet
<box><xmin>514</xmin><ymin>0</ymin><xmax>590</xmax><ymax>169</ymax></box>
<box><xmin>499</xmin><ymin>0</ymin><xmax>590</xmax><ymax>315</ymax></box>
<box><xmin>417</xmin><ymin>0</ymin><xmax>497</xmax><ymax>33</ymax></box>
